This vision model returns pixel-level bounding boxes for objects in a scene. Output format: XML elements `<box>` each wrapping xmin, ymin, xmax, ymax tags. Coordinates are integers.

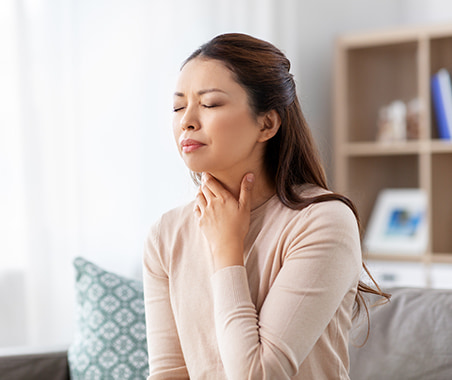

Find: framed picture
<box><xmin>364</xmin><ymin>189</ymin><xmax>428</xmax><ymax>255</ymax></box>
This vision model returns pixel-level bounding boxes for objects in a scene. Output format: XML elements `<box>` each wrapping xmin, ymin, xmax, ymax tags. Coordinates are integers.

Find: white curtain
<box><xmin>1</xmin><ymin>0</ymin><xmax>451</xmax><ymax>350</ymax></box>
<box><xmin>1</xmin><ymin>0</ymin><xmax>79</xmax><ymax>347</ymax></box>
<box><xmin>0</xmin><ymin>0</ymin><xmax>305</xmax><ymax>350</ymax></box>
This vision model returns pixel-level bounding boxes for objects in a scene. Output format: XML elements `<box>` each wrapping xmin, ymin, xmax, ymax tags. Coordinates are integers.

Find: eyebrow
<box><xmin>174</xmin><ymin>88</ymin><xmax>227</xmax><ymax>97</ymax></box>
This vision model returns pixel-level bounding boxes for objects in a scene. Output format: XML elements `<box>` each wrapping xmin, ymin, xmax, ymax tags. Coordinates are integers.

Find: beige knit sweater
<box><xmin>143</xmin><ymin>185</ymin><xmax>362</xmax><ymax>379</ymax></box>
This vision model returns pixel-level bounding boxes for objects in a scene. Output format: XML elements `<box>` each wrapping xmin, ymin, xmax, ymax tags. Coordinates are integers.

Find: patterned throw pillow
<box><xmin>68</xmin><ymin>257</ymin><xmax>149</xmax><ymax>380</ymax></box>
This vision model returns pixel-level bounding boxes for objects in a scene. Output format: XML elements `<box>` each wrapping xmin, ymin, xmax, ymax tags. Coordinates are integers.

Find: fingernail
<box><xmin>247</xmin><ymin>173</ymin><xmax>254</xmax><ymax>183</ymax></box>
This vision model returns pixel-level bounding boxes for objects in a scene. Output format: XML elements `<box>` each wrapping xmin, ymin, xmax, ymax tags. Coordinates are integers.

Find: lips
<box><xmin>180</xmin><ymin>138</ymin><xmax>206</xmax><ymax>153</ymax></box>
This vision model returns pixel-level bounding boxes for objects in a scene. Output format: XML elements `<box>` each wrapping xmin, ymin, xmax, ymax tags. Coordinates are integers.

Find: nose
<box><xmin>180</xmin><ymin>105</ymin><xmax>200</xmax><ymax>131</ymax></box>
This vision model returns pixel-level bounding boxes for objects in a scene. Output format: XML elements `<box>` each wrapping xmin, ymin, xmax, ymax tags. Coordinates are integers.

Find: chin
<box><xmin>182</xmin><ymin>157</ymin><xmax>235</xmax><ymax>178</ymax></box>
<box><xmin>183</xmin><ymin>161</ymin><xmax>209</xmax><ymax>174</ymax></box>
<box><xmin>182</xmin><ymin>157</ymin><xmax>211</xmax><ymax>174</ymax></box>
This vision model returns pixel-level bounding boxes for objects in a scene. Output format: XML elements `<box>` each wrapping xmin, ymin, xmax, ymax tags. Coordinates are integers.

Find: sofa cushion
<box><xmin>349</xmin><ymin>287</ymin><xmax>452</xmax><ymax>380</ymax></box>
<box><xmin>68</xmin><ymin>257</ymin><xmax>149</xmax><ymax>380</ymax></box>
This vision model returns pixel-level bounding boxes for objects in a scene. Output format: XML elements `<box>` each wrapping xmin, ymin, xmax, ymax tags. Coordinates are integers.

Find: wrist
<box><xmin>212</xmin><ymin>243</ymin><xmax>244</xmax><ymax>271</ymax></box>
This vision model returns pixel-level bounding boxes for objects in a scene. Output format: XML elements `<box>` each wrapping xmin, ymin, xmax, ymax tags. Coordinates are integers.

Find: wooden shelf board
<box><xmin>343</xmin><ymin>140</ymin><xmax>452</xmax><ymax>156</ymax></box>
<box><xmin>343</xmin><ymin>141</ymin><xmax>421</xmax><ymax>156</ymax></box>
<box><xmin>430</xmin><ymin>140</ymin><xmax>452</xmax><ymax>153</ymax></box>
<box><xmin>339</xmin><ymin>29</ymin><xmax>418</xmax><ymax>48</ymax></box>
<box><xmin>364</xmin><ymin>253</ymin><xmax>427</xmax><ymax>262</ymax></box>
<box><xmin>428</xmin><ymin>25</ymin><xmax>452</xmax><ymax>39</ymax></box>
<box><xmin>364</xmin><ymin>253</ymin><xmax>452</xmax><ymax>264</ymax></box>
<box><xmin>339</xmin><ymin>23</ymin><xmax>452</xmax><ymax>49</ymax></box>
<box><xmin>431</xmin><ymin>254</ymin><xmax>452</xmax><ymax>264</ymax></box>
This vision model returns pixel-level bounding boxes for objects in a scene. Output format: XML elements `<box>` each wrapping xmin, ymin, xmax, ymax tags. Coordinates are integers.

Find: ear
<box><xmin>257</xmin><ymin>109</ymin><xmax>281</xmax><ymax>142</ymax></box>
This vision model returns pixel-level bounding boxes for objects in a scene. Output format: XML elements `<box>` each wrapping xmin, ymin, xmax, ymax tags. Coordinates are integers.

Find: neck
<box><xmin>208</xmin><ymin>168</ymin><xmax>275</xmax><ymax>210</ymax></box>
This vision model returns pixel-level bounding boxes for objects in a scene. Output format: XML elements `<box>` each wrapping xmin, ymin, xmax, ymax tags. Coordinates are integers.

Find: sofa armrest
<box><xmin>0</xmin><ymin>347</ymin><xmax>69</xmax><ymax>380</ymax></box>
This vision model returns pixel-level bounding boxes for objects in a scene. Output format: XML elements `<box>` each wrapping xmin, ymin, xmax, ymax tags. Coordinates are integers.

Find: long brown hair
<box><xmin>184</xmin><ymin>33</ymin><xmax>390</xmax><ymax>326</ymax></box>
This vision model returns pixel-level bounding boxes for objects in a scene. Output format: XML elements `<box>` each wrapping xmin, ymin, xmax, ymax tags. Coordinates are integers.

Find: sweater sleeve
<box><xmin>211</xmin><ymin>200</ymin><xmax>362</xmax><ymax>379</ymax></box>
<box><xmin>143</xmin><ymin>221</ymin><xmax>189</xmax><ymax>380</ymax></box>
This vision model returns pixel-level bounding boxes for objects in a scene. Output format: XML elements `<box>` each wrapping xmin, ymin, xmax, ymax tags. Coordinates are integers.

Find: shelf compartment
<box><xmin>346</xmin><ymin>155</ymin><xmax>419</xmax><ymax>230</ymax></box>
<box><xmin>346</xmin><ymin>42</ymin><xmax>419</xmax><ymax>143</ymax></box>
<box><xmin>429</xmin><ymin>36</ymin><xmax>452</xmax><ymax>139</ymax></box>
<box><xmin>431</xmin><ymin>153</ymin><xmax>452</xmax><ymax>253</ymax></box>
<box><xmin>430</xmin><ymin>36</ymin><xmax>452</xmax><ymax>75</ymax></box>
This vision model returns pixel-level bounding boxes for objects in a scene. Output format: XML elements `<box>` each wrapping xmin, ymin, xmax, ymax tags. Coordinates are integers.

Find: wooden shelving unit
<box><xmin>334</xmin><ymin>24</ymin><xmax>452</xmax><ymax>264</ymax></box>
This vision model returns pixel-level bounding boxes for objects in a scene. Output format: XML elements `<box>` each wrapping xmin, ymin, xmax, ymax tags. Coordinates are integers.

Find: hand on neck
<box><xmin>205</xmin><ymin>169</ymin><xmax>275</xmax><ymax>211</ymax></box>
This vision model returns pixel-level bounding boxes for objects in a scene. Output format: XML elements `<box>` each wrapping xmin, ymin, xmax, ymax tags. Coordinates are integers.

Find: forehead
<box><xmin>176</xmin><ymin>58</ymin><xmax>239</xmax><ymax>91</ymax></box>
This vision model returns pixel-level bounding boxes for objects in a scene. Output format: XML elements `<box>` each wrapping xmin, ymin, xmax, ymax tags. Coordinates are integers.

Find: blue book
<box><xmin>431</xmin><ymin>69</ymin><xmax>452</xmax><ymax>140</ymax></box>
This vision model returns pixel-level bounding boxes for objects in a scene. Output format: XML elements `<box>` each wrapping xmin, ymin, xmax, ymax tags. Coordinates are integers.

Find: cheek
<box><xmin>215</xmin><ymin>111</ymin><xmax>259</xmax><ymax>143</ymax></box>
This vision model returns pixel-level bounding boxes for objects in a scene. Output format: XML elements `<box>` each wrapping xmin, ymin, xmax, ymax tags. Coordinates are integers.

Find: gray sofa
<box><xmin>349</xmin><ymin>287</ymin><xmax>452</xmax><ymax>380</ymax></box>
<box><xmin>0</xmin><ymin>348</ymin><xmax>69</xmax><ymax>380</ymax></box>
<box><xmin>1</xmin><ymin>287</ymin><xmax>451</xmax><ymax>380</ymax></box>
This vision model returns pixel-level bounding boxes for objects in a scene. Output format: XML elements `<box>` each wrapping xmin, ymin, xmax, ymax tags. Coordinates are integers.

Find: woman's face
<box><xmin>172</xmin><ymin>58</ymin><xmax>266</xmax><ymax>177</ymax></box>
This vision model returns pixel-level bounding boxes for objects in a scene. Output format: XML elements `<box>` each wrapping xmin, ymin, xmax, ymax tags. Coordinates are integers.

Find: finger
<box><xmin>195</xmin><ymin>188</ymin><xmax>207</xmax><ymax>211</ymax></box>
<box><xmin>200</xmin><ymin>181</ymin><xmax>216</xmax><ymax>202</ymax></box>
<box><xmin>193</xmin><ymin>204</ymin><xmax>202</xmax><ymax>218</ymax></box>
<box><xmin>202</xmin><ymin>173</ymin><xmax>228</xmax><ymax>199</ymax></box>
<box><xmin>239</xmin><ymin>173</ymin><xmax>255</xmax><ymax>212</ymax></box>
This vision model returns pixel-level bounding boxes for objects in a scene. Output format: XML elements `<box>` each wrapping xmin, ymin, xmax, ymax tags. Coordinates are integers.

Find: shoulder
<box><xmin>160</xmin><ymin>201</ymin><xmax>196</xmax><ymax>227</ymax></box>
<box><xmin>296</xmin><ymin>184</ymin><xmax>357</xmax><ymax>225</ymax></box>
<box><xmin>286</xmin><ymin>184</ymin><xmax>357</xmax><ymax>224</ymax></box>
<box><xmin>281</xmin><ymin>185</ymin><xmax>362</xmax><ymax>267</ymax></box>
<box><xmin>147</xmin><ymin>201</ymin><xmax>196</xmax><ymax>244</ymax></box>
<box><xmin>144</xmin><ymin>201</ymin><xmax>197</xmax><ymax>274</ymax></box>
<box><xmin>278</xmin><ymin>184</ymin><xmax>360</xmax><ymax>248</ymax></box>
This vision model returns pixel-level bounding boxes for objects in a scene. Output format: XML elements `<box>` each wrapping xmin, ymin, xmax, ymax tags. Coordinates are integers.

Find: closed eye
<box><xmin>202</xmin><ymin>104</ymin><xmax>219</xmax><ymax>109</ymax></box>
<box><xmin>173</xmin><ymin>107</ymin><xmax>185</xmax><ymax>112</ymax></box>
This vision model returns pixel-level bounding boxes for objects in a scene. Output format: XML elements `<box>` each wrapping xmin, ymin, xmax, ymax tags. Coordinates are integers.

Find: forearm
<box><xmin>143</xmin><ymin>268</ymin><xmax>189</xmax><ymax>379</ymax></box>
<box><xmin>143</xmin><ymin>228</ymin><xmax>189</xmax><ymax>379</ymax></box>
<box><xmin>211</xmin><ymin>266</ymin><xmax>295</xmax><ymax>380</ymax></box>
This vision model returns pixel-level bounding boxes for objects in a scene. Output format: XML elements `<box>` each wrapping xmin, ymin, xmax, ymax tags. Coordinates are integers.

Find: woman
<box><xmin>143</xmin><ymin>33</ymin><xmax>387</xmax><ymax>379</ymax></box>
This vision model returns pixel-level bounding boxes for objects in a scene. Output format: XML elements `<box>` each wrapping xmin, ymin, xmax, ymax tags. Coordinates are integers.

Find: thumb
<box><xmin>239</xmin><ymin>173</ymin><xmax>255</xmax><ymax>211</ymax></box>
